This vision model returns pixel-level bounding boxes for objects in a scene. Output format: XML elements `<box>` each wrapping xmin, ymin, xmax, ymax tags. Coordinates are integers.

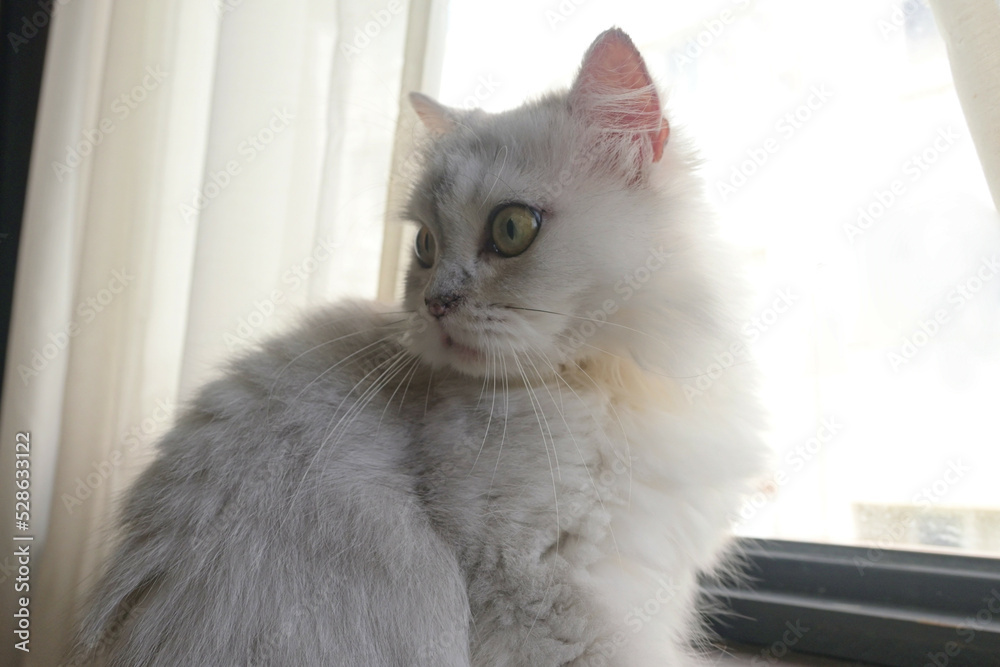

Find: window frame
<box><xmin>704</xmin><ymin>538</ymin><xmax>1000</xmax><ymax>666</ymax></box>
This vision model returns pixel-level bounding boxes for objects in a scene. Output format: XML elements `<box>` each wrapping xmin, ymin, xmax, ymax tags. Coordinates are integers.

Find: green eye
<box><xmin>489</xmin><ymin>204</ymin><xmax>541</xmax><ymax>257</ymax></box>
<box><xmin>414</xmin><ymin>225</ymin><xmax>437</xmax><ymax>268</ymax></box>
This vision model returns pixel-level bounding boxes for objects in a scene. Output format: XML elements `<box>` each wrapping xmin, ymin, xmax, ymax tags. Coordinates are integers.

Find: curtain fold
<box><xmin>928</xmin><ymin>0</ymin><xmax>1000</xmax><ymax>210</ymax></box>
<box><xmin>0</xmin><ymin>1</ymin><xmax>426</xmax><ymax>664</ymax></box>
<box><xmin>1</xmin><ymin>2</ymin><xmax>221</xmax><ymax>664</ymax></box>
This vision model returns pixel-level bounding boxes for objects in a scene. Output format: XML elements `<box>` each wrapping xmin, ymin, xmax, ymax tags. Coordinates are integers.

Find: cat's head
<box><xmin>401</xmin><ymin>28</ymin><xmax>725</xmax><ymax>380</ymax></box>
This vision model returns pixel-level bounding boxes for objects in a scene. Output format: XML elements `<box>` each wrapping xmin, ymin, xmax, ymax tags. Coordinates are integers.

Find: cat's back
<box><xmin>191</xmin><ymin>299</ymin><xmax>416</xmax><ymax>456</ymax></box>
<box><xmin>75</xmin><ymin>301</ymin><xmax>469</xmax><ymax>666</ymax></box>
<box><xmin>142</xmin><ymin>300</ymin><xmax>419</xmax><ymax>502</ymax></box>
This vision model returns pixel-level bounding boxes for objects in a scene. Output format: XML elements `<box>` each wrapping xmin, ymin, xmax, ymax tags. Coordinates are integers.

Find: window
<box><xmin>434</xmin><ymin>0</ymin><xmax>1000</xmax><ymax>662</ymax></box>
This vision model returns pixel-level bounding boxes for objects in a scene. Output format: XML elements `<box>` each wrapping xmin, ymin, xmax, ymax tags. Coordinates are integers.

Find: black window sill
<box><xmin>714</xmin><ymin>642</ymin><xmax>877</xmax><ymax>666</ymax></box>
<box><xmin>703</xmin><ymin>538</ymin><xmax>1000</xmax><ymax>667</ymax></box>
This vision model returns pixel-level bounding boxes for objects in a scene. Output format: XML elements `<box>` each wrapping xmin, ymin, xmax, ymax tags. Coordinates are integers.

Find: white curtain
<box><xmin>927</xmin><ymin>0</ymin><xmax>1000</xmax><ymax>210</ymax></box>
<box><xmin>0</xmin><ymin>1</ymin><xmax>439</xmax><ymax>664</ymax></box>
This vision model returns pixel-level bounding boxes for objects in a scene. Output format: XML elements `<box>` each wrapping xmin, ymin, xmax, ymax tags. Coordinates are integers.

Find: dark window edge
<box><xmin>702</xmin><ymin>538</ymin><xmax>1000</xmax><ymax>667</ymax></box>
<box><xmin>1</xmin><ymin>0</ymin><xmax>51</xmax><ymax>407</ymax></box>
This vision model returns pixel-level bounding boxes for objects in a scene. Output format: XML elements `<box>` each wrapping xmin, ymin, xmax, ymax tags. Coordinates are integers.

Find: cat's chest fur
<box><xmin>414</xmin><ymin>370</ymin><xmax>628</xmax><ymax>568</ymax></box>
<box><xmin>407</xmin><ymin>361</ymin><xmax>715</xmax><ymax>664</ymax></box>
<box><xmin>407</xmin><ymin>371</ymin><xmax>625</xmax><ymax>663</ymax></box>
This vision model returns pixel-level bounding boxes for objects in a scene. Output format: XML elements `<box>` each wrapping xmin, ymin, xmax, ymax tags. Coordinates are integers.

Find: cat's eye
<box><xmin>489</xmin><ymin>204</ymin><xmax>541</xmax><ymax>257</ymax></box>
<box><xmin>414</xmin><ymin>225</ymin><xmax>437</xmax><ymax>268</ymax></box>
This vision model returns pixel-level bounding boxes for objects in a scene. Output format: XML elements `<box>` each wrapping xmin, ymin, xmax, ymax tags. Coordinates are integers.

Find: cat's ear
<box><xmin>569</xmin><ymin>28</ymin><xmax>669</xmax><ymax>164</ymax></box>
<box><xmin>409</xmin><ymin>92</ymin><xmax>456</xmax><ymax>135</ymax></box>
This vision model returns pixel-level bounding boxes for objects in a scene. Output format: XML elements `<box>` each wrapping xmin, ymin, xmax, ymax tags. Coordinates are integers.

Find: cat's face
<box><xmin>401</xmin><ymin>29</ymin><xmax>690</xmax><ymax>379</ymax></box>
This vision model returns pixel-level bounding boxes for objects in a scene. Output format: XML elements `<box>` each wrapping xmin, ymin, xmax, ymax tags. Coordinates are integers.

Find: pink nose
<box><xmin>426</xmin><ymin>294</ymin><xmax>461</xmax><ymax>318</ymax></box>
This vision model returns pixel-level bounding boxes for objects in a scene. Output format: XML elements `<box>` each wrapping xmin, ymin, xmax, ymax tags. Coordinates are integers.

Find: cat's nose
<box><xmin>426</xmin><ymin>293</ymin><xmax>462</xmax><ymax>318</ymax></box>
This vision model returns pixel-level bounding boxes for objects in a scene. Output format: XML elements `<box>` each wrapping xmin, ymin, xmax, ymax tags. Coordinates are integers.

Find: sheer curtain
<box><xmin>0</xmin><ymin>1</ymin><xmax>438</xmax><ymax>664</ymax></box>
<box><xmin>928</xmin><ymin>0</ymin><xmax>1000</xmax><ymax>209</ymax></box>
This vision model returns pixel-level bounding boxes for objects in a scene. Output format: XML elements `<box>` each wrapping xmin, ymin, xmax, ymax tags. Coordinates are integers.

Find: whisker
<box><xmin>377</xmin><ymin>356</ymin><xmax>422</xmax><ymax>435</ymax></box>
<box><xmin>528</xmin><ymin>344</ymin><xmax>624</xmax><ymax>561</ymax></box>
<box><xmin>265</xmin><ymin>318</ymin><xmax>408</xmax><ymax>425</ymax></box>
<box><xmin>469</xmin><ymin>340</ymin><xmax>498</xmax><ymax>475</ymax></box>
<box><xmin>479</xmin><ymin>145</ymin><xmax>508</xmax><ymax>214</ymax></box>
<box><xmin>518</xmin><ymin>350</ymin><xmax>561</xmax><ymax>482</ymax></box>
<box><xmin>476</xmin><ymin>348</ymin><xmax>492</xmax><ymax>408</ymax></box>
<box><xmin>289</xmin><ymin>349</ymin><xmax>407</xmax><ymax>504</ymax></box>
<box><xmin>550</xmin><ymin>331</ymin><xmax>754</xmax><ymax>381</ymax></box>
<box><xmin>316</xmin><ymin>351</ymin><xmax>417</xmax><ymax>478</ymax></box>
<box><xmin>501</xmin><ymin>305</ymin><xmax>665</xmax><ymax>342</ymax></box>
<box><xmin>423</xmin><ymin>368</ymin><xmax>434</xmax><ymax>419</ymax></box>
<box><xmin>563</xmin><ymin>356</ymin><xmax>634</xmax><ymax>510</ymax></box>
<box><xmin>396</xmin><ymin>355</ymin><xmax>422</xmax><ymax>415</ymax></box>
<box><xmin>510</xmin><ymin>344</ymin><xmax>560</xmax><ymax>545</ymax></box>
<box><xmin>287</xmin><ymin>332</ymin><xmax>406</xmax><ymax>407</ymax></box>
<box><xmin>489</xmin><ymin>350</ymin><xmax>510</xmax><ymax>495</ymax></box>
<box><xmin>333</xmin><ymin>351</ymin><xmax>415</xmax><ymax>447</ymax></box>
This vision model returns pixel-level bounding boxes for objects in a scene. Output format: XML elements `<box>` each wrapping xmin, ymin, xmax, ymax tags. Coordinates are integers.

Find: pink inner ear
<box><xmin>571</xmin><ymin>29</ymin><xmax>670</xmax><ymax>163</ymax></box>
<box><xmin>409</xmin><ymin>92</ymin><xmax>455</xmax><ymax>135</ymax></box>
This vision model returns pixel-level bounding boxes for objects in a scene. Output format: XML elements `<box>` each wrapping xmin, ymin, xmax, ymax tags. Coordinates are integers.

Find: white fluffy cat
<box><xmin>74</xmin><ymin>28</ymin><xmax>765</xmax><ymax>666</ymax></box>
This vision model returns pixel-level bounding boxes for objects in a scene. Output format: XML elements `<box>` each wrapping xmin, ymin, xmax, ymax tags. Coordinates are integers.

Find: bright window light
<box><xmin>437</xmin><ymin>0</ymin><xmax>1000</xmax><ymax>556</ymax></box>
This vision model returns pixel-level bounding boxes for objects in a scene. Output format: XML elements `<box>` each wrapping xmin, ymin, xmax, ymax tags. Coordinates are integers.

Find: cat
<box><xmin>73</xmin><ymin>27</ymin><xmax>765</xmax><ymax>666</ymax></box>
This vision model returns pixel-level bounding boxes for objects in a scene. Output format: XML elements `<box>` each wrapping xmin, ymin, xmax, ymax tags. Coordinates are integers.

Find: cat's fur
<box><xmin>74</xmin><ymin>29</ymin><xmax>765</xmax><ymax>666</ymax></box>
